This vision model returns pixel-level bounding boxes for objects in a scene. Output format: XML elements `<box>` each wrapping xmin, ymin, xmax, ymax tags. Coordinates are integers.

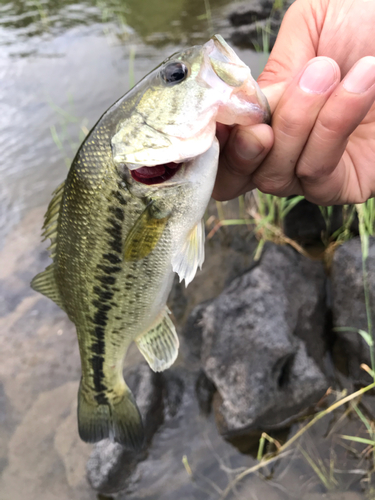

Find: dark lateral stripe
<box><xmin>97</xmin><ymin>264</ymin><xmax>122</xmax><ymax>275</ymax></box>
<box><xmin>91</xmin><ymin>354</ymin><xmax>107</xmax><ymax>393</ymax></box>
<box><xmin>88</xmin><ymin>196</ymin><xmax>126</xmax><ymax>406</ymax></box>
<box><xmin>95</xmin><ymin>392</ymin><xmax>108</xmax><ymax>405</ymax></box>
<box><xmin>106</xmin><ymin>217</ymin><xmax>121</xmax><ymax>232</ymax></box>
<box><xmin>109</xmin><ymin>206</ymin><xmax>125</xmax><ymax>221</ymax></box>
<box><xmin>93</xmin><ymin>287</ymin><xmax>114</xmax><ymax>301</ymax></box>
<box><xmin>94</xmin><ymin>309</ymin><xmax>108</xmax><ymax>326</ymax></box>
<box><xmin>92</xmin><ymin>300</ymin><xmax>112</xmax><ymax>311</ymax></box>
<box><xmin>109</xmin><ymin>239</ymin><xmax>122</xmax><ymax>253</ymax></box>
<box><xmin>112</xmin><ymin>190</ymin><xmax>127</xmax><ymax>206</ymax></box>
<box><xmin>96</xmin><ymin>275</ymin><xmax>116</xmax><ymax>286</ymax></box>
<box><xmin>103</xmin><ymin>253</ymin><xmax>122</xmax><ymax>264</ymax></box>
<box><xmin>91</xmin><ymin>339</ymin><xmax>105</xmax><ymax>355</ymax></box>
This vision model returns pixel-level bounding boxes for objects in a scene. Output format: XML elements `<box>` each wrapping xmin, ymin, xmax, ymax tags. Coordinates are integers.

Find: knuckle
<box><xmin>317</xmin><ymin>113</ymin><xmax>348</xmax><ymax>137</ymax></box>
<box><xmin>276</xmin><ymin>111</ymin><xmax>311</xmax><ymax>139</ymax></box>
<box><xmin>254</xmin><ymin>174</ymin><xmax>291</xmax><ymax>196</ymax></box>
<box><xmin>296</xmin><ymin>162</ymin><xmax>336</xmax><ymax>183</ymax></box>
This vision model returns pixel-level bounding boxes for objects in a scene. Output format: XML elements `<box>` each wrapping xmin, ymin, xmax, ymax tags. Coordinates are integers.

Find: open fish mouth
<box><xmin>130</xmin><ymin>162</ymin><xmax>183</xmax><ymax>185</ymax></box>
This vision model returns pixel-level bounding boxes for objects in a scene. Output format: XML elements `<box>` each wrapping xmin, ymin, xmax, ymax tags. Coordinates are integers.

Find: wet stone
<box><xmin>229</xmin><ymin>0</ymin><xmax>275</xmax><ymax>26</ymax></box>
<box><xmin>226</xmin><ymin>0</ymin><xmax>295</xmax><ymax>51</ymax></box>
<box><xmin>199</xmin><ymin>243</ymin><xmax>329</xmax><ymax>437</ymax></box>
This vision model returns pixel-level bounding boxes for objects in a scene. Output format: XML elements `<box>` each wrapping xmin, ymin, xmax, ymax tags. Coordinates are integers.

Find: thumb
<box><xmin>257</xmin><ymin>0</ymin><xmax>323</xmax><ymax>111</ymax></box>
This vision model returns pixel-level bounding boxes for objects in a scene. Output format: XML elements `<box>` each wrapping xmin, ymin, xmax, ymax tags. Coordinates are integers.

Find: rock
<box><xmin>229</xmin><ymin>0</ymin><xmax>275</xmax><ymax>26</ymax></box>
<box><xmin>229</xmin><ymin>19</ymin><xmax>280</xmax><ymax>51</ymax></box>
<box><xmin>180</xmin><ymin>300</ymin><xmax>211</xmax><ymax>368</ymax></box>
<box><xmin>227</xmin><ymin>0</ymin><xmax>295</xmax><ymax>51</ymax></box>
<box><xmin>199</xmin><ymin>244</ymin><xmax>329</xmax><ymax>437</ymax></box>
<box><xmin>331</xmin><ymin>237</ymin><xmax>375</xmax><ymax>383</ymax></box>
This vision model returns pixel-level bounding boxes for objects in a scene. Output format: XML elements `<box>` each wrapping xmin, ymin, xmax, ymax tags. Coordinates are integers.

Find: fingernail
<box><xmin>343</xmin><ymin>57</ymin><xmax>375</xmax><ymax>94</ymax></box>
<box><xmin>234</xmin><ymin>129</ymin><xmax>264</xmax><ymax>161</ymax></box>
<box><xmin>299</xmin><ymin>58</ymin><xmax>338</xmax><ymax>94</ymax></box>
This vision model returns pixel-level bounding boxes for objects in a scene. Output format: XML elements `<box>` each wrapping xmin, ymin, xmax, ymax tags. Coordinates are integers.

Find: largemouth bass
<box><xmin>31</xmin><ymin>35</ymin><xmax>270</xmax><ymax>450</ymax></box>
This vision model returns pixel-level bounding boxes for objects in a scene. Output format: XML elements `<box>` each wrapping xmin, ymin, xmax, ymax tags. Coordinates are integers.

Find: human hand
<box><xmin>214</xmin><ymin>0</ymin><xmax>375</xmax><ymax>205</ymax></box>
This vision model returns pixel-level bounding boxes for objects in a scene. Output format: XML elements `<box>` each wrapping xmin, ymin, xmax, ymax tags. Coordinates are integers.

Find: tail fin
<box><xmin>77</xmin><ymin>382</ymin><xmax>144</xmax><ymax>450</ymax></box>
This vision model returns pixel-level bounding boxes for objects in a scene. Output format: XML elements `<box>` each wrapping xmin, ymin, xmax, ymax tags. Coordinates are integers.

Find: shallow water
<box><xmin>0</xmin><ymin>1</ymin><xmax>370</xmax><ymax>499</ymax></box>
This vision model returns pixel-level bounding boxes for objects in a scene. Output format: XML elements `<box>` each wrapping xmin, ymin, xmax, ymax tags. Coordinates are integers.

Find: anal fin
<box><xmin>135</xmin><ymin>309</ymin><xmax>179</xmax><ymax>372</ymax></box>
<box><xmin>172</xmin><ymin>219</ymin><xmax>205</xmax><ymax>287</ymax></box>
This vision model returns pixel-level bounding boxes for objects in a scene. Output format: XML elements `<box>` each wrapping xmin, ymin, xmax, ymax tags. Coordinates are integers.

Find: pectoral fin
<box><xmin>135</xmin><ymin>308</ymin><xmax>179</xmax><ymax>372</ymax></box>
<box><xmin>172</xmin><ymin>219</ymin><xmax>205</xmax><ymax>287</ymax></box>
<box><xmin>123</xmin><ymin>202</ymin><xmax>170</xmax><ymax>261</ymax></box>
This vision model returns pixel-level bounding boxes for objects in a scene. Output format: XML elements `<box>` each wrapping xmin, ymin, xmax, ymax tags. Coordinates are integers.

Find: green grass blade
<box><xmin>341</xmin><ymin>435</ymin><xmax>375</xmax><ymax>446</ymax></box>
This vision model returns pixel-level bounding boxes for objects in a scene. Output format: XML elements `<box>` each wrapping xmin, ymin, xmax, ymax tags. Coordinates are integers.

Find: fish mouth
<box><xmin>130</xmin><ymin>162</ymin><xmax>183</xmax><ymax>185</ymax></box>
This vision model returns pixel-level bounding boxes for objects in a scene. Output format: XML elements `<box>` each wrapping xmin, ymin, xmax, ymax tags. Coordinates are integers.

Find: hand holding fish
<box><xmin>213</xmin><ymin>0</ymin><xmax>375</xmax><ymax>206</ymax></box>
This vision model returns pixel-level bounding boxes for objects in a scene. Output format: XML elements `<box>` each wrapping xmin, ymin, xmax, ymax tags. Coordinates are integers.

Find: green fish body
<box><xmin>31</xmin><ymin>35</ymin><xmax>270</xmax><ymax>449</ymax></box>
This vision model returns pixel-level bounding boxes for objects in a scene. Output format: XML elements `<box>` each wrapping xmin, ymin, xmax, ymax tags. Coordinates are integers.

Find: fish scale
<box><xmin>31</xmin><ymin>35</ymin><xmax>270</xmax><ymax>449</ymax></box>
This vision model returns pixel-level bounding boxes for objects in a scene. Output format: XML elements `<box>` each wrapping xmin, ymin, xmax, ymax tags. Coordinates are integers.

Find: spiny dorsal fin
<box><xmin>31</xmin><ymin>264</ymin><xmax>65</xmax><ymax>311</ymax></box>
<box><xmin>123</xmin><ymin>201</ymin><xmax>170</xmax><ymax>261</ymax></box>
<box><xmin>42</xmin><ymin>180</ymin><xmax>65</xmax><ymax>258</ymax></box>
<box><xmin>135</xmin><ymin>308</ymin><xmax>179</xmax><ymax>372</ymax></box>
<box><xmin>172</xmin><ymin>219</ymin><xmax>205</xmax><ymax>287</ymax></box>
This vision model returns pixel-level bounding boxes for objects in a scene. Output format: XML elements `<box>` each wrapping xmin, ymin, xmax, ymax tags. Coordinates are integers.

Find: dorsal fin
<box><xmin>31</xmin><ymin>264</ymin><xmax>65</xmax><ymax>311</ymax></box>
<box><xmin>42</xmin><ymin>180</ymin><xmax>65</xmax><ymax>259</ymax></box>
<box><xmin>31</xmin><ymin>181</ymin><xmax>66</xmax><ymax>309</ymax></box>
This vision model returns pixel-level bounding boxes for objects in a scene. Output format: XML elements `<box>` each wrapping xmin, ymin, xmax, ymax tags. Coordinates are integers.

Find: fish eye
<box><xmin>160</xmin><ymin>62</ymin><xmax>189</xmax><ymax>85</ymax></box>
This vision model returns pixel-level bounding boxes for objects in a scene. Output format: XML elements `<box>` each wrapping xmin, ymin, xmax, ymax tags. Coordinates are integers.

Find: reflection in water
<box><xmin>0</xmin><ymin>0</ymin><xmax>232</xmax><ymax>47</ymax></box>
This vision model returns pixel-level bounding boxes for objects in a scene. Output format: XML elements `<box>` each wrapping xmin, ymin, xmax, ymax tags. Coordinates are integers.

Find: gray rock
<box><xmin>229</xmin><ymin>0</ymin><xmax>275</xmax><ymax>26</ymax></box>
<box><xmin>200</xmin><ymin>244</ymin><xmax>329</xmax><ymax>437</ymax></box>
<box><xmin>227</xmin><ymin>0</ymin><xmax>295</xmax><ymax>51</ymax></box>
<box><xmin>331</xmin><ymin>237</ymin><xmax>375</xmax><ymax>383</ymax></box>
<box><xmin>229</xmin><ymin>19</ymin><xmax>280</xmax><ymax>51</ymax></box>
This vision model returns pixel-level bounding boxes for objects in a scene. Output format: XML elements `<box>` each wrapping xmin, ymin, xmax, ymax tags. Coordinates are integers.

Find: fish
<box><xmin>31</xmin><ymin>34</ymin><xmax>270</xmax><ymax>450</ymax></box>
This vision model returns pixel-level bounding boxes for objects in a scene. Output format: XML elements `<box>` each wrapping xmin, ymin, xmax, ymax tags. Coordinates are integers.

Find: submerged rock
<box><xmin>331</xmin><ymin>237</ymin><xmax>375</xmax><ymax>383</ymax></box>
<box><xmin>229</xmin><ymin>0</ymin><xmax>275</xmax><ymax>26</ymax></box>
<box><xmin>227</xmin><ymin>0</ymin><xmax>295</xmax><ymax>51</ymax></box>
<box><xmin>198</xmin><ymin>244</ymin><xmax>329</xmax><ymax>437</ymax></box>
